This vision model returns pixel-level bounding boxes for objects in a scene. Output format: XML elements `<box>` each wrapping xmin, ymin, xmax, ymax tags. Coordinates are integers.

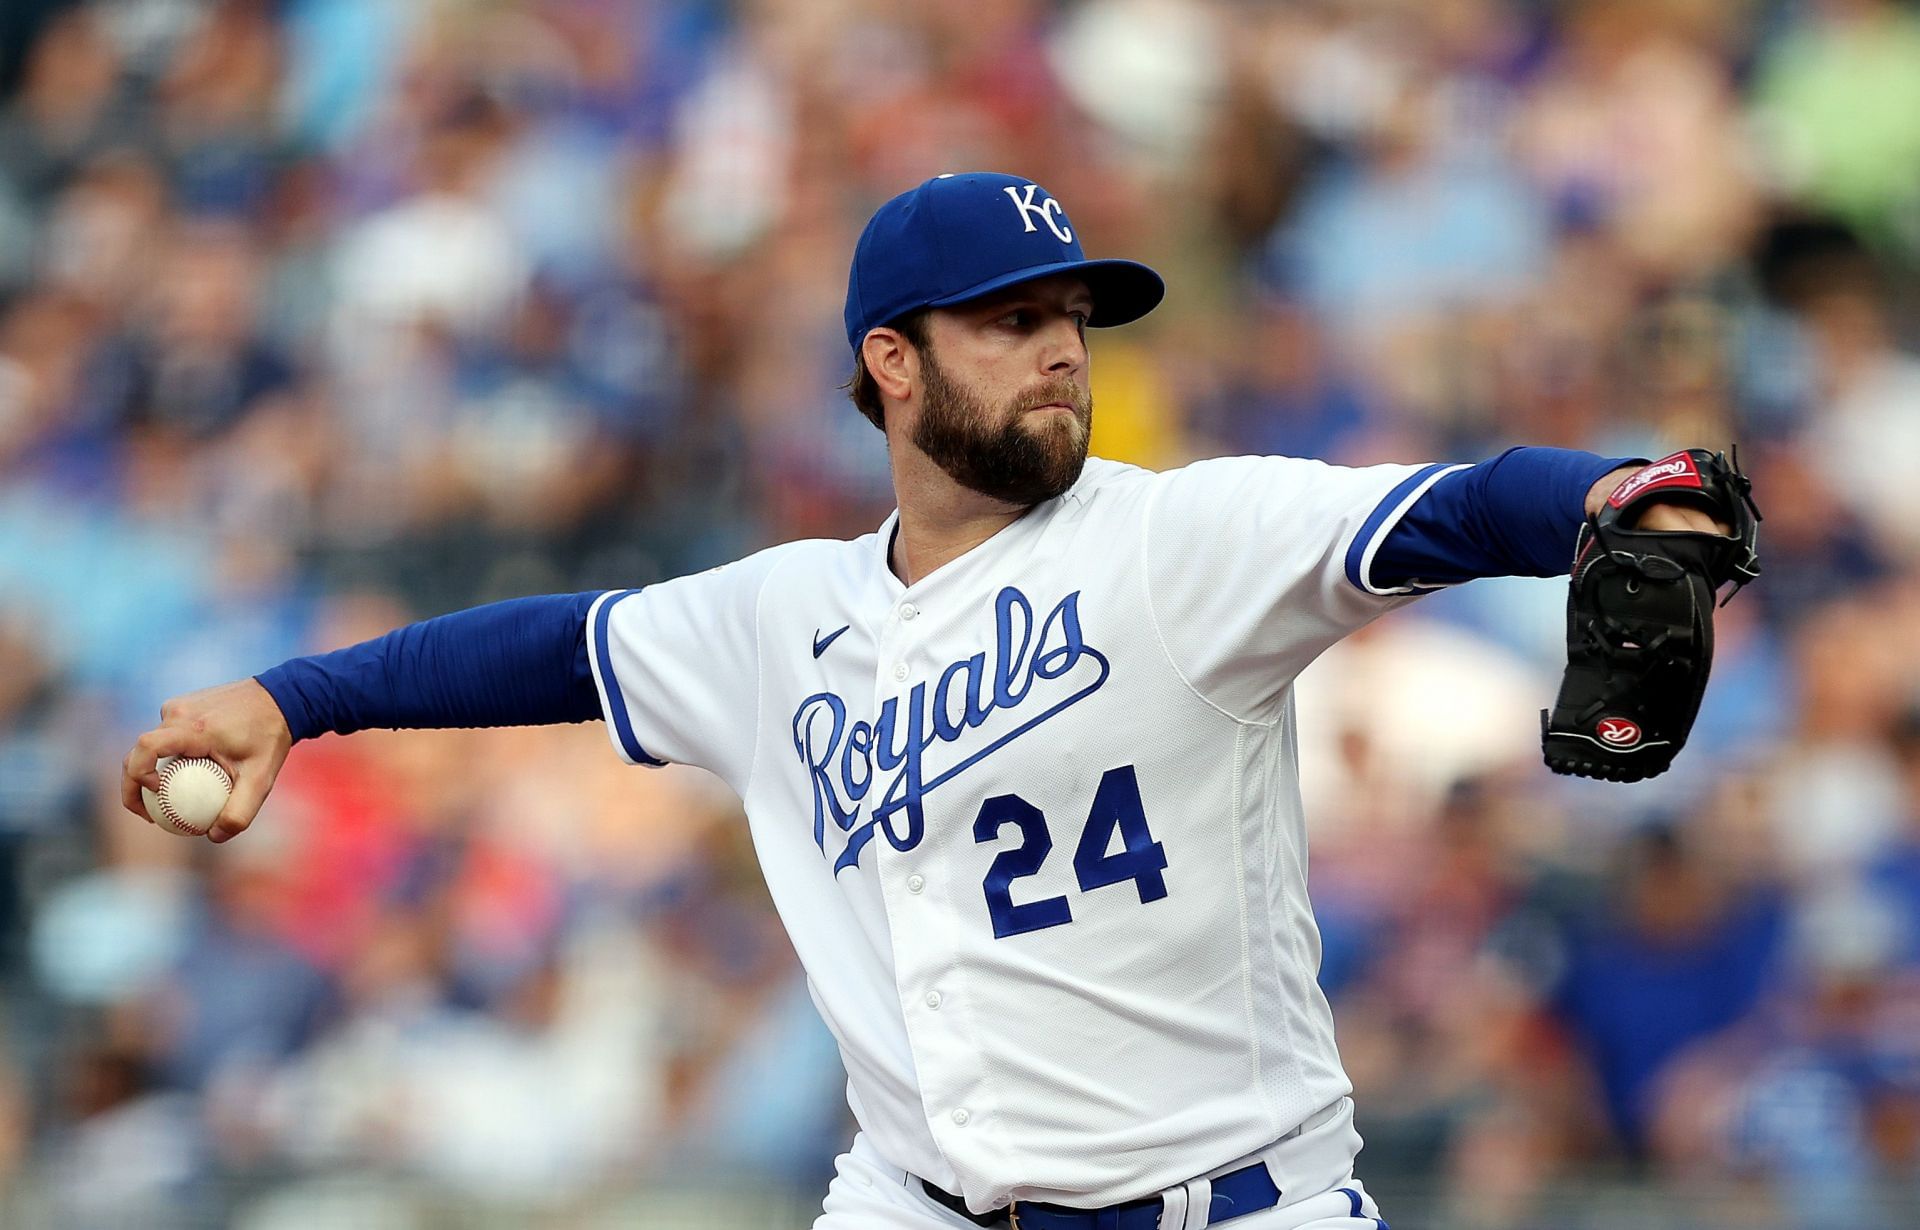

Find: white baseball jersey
<box><xmin>587</xmin><ymin>454</ymin><xmax>1444</xmax><ymax>1212</ymax></box>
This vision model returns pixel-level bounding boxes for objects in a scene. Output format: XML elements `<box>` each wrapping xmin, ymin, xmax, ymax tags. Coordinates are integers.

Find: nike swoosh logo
<box><xmin>812</xmin><ymin>625</ymin><xmax>850</xmax><ymax>658</ymax></box>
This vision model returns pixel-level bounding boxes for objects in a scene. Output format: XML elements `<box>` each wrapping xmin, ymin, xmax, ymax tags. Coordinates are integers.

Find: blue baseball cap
<box><xmin>844</xmin><ymin>172</ymin><xmax>1165</xmax><ymax>353</ymax></box>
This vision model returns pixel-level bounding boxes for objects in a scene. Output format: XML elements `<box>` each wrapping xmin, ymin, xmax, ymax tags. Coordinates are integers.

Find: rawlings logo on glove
<box><xmin>1542</xmin><ymin>448</ymin><xmax>1762</xmax><ymax>782</ymax></box>
<box><xmin>1606</xmin><ymin>451</ymin><xmax>1700</xmax><ymax>507</ymax></box>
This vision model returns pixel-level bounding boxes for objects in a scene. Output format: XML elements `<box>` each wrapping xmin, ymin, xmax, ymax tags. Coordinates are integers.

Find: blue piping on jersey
<box><xmin>1343</xmin><ymin>463</ymin><xmax>1456</xmax><ymax>594</ymax></box>
<box><xmin>592</xmin><ymin>588</ymin><xmax>666</xmax><ymax>767</ymax></box>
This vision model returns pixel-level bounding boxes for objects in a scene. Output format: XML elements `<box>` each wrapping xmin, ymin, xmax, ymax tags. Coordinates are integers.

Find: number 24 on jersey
<box><xmin>974</xmin><ymin>764</ymin><xmax>1169</xmax><ymax>939</ymax></box>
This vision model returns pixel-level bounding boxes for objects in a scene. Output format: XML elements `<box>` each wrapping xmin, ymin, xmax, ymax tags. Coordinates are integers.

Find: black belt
<box><xmin>919</xmin><ymin>1161</ymin><xmax>1281</xmax><ymax>1229</ymax></box>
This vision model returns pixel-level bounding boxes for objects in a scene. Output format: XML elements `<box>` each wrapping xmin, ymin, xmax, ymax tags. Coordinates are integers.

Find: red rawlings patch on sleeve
<box><xmin>1608</xmin><ymin>451</ymin><xmax>1701</xmax><ymax>508</ymax></box>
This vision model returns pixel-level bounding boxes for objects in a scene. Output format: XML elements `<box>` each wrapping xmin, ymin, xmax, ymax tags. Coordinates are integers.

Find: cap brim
<box><xmin>925</xmin><ymin>258</ymin><xmax>1165</xmax><ymax>329</ymax></box>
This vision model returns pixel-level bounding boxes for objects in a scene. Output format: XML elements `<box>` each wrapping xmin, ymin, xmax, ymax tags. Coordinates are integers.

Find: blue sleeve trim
<box><xmin>1364</xmin><ymin>448</ymin><xmax>1638</xmax><ymax>589</ymax></box>
<box><xmin>1344</xmin><ymin>463</ymin><xmax>1461</xmax><ymax>594</ymax></box>
<box><xmin>588</xmin><ymin>588</ymin><xmax>666</xmax><ymax>767</ymax></box>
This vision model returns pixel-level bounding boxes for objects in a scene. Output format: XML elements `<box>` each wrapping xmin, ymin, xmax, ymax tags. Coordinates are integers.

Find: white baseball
<box><xmin>141</xmin><ymin>755</ymin><xmax>232</xmax><ymax>837</ymax></box>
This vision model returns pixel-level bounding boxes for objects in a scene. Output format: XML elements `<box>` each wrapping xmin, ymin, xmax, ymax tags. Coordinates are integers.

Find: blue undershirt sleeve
<box><xmin>254</xmin><ymin>592</ymin><xmax>605</xmax><ymax>743</ymax></box>
<box><xmin>1361</xmin><ymin>448</ymin><xmax>1640</xmax><ymax>591</ymax></box>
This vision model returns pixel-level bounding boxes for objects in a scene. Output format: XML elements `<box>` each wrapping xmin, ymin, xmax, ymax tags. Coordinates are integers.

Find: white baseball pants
<box><xmin>814</xmin><ymin>1100</ymin><xmax>1388</xmax><ymax>1229</ymax></box>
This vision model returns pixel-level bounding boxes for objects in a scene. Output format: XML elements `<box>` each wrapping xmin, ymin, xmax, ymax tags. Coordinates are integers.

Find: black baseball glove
<box><xmin>1542</xmin><ymin>448</ymin><xmax>1761</xmax><ymax>782</ymax></box>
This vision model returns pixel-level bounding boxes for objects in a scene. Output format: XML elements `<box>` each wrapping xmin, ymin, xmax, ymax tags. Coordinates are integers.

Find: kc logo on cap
<box><xmin>1003</xmin><ymin>183</ymin><xmax>1074</xmax><ymax>244</ymax></box>
<box><xmin>843</xmin><ymin>172</ymin><xmax>1164</xmax><ymax>353</ymax></box>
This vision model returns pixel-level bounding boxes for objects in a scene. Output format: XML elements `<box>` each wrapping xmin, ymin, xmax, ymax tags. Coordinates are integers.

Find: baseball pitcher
<box><xmin>121</xmin><ymin>173</ymin><xmax>1759</xmax><ymax>1229</ymax></box>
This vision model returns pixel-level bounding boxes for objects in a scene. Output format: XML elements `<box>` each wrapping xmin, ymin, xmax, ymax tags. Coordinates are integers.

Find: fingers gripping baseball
<box><xmin>121</xmin><ymin>678</ymin><xmax>294</xmax><ymax>842</ymax></box>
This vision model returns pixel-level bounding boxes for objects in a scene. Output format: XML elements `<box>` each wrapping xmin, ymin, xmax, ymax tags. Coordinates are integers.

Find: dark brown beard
<box><xmin>911</xmin><ymin>349</ymin><xmax>1093</xmax><ymax>506</ymax></box>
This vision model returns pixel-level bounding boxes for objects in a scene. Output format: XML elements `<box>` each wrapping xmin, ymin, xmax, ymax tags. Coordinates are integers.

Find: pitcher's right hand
<box><xmin>122</xmin><ymin>678</ymin><xmax>293</xmax><ymax>842</ymax></box>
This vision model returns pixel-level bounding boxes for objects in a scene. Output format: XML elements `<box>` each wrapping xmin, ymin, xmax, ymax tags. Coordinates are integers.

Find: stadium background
<box><xmin>2</xmin><ymin>0</ymin><xmax>1919</xmax><ymax>1226</ymax></box>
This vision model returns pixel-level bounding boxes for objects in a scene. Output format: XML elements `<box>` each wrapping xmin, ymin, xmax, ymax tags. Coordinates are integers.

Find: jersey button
<box><xmin>906</xmin><ymin>874</ymin><xmax>925</xmax><ymax>893</ymax></box>
<box><xmin>925</xmin><ymin>990</ymin><xmax>942</xmax><ymax>1009</ymax></box>
<box><xmin>951</xmin><ymin>1108</ymin><xmax>970</xmax><ymax>1126</ymax></box>
<box><xmin>892</xmin><ymin>663</ymin><xmax>908</xmax><ymax>681</ymax></box>
<box><xmin>900</xmin><ymin>603</ymin><xmax>919</xmax><ymax>620</ymax></box>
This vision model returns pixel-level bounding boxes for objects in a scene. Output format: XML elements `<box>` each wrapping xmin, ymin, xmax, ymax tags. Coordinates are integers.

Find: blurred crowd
<box><xmin>2</xmin><ymin>0</ymin><xmax>1919</xmax><ymax>1226</ymax></box>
